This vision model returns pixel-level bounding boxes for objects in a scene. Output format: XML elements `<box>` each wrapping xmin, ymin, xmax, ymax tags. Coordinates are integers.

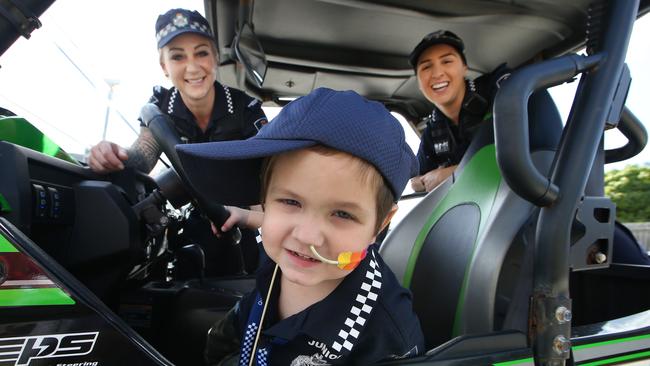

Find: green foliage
<box><xmin>605</xmin><ymin>165</ymin><xmax>650</xmax><ymax>222</ymax></box>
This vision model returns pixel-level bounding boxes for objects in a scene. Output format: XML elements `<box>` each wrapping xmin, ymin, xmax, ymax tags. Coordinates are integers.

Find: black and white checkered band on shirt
<box><xmin>239</xmin><ymin>321</ymin><xmax>258</xmax><ymax>366</ymax></box>
<box><xmin>239</xmin><ymin>321</ymin><xmax>270</xmax><ymax>366</ymax></box>
<box><xmin>331</xmin><ymin>249</ymin><xmax>382</xmax><ymax>353</ymax></box>
<box><xmin>167</xmin><ymin>88</ymin><xmax>179</xmax><ymax>115</ymax></box>
<box><xmin>237</xmin><ymin>229</ymin><xmax>266</xmax><ymax>366</ymax></box>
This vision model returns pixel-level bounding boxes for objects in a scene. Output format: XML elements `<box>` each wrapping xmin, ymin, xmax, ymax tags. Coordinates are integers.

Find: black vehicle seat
<box><xmin>379</xmin><ymin>90</ymin><xmax>563</xmax><ymax>349</ymax></box>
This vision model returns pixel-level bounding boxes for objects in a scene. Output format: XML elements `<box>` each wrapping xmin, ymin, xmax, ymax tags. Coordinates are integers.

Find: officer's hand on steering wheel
<box><xmin>88</xmin><ymin>141</ymin><xmax>129</xmax><ymax>174</ymax></box>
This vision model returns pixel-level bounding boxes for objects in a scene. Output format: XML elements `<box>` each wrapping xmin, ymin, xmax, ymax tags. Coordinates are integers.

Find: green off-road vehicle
<box><xmin>0</xmin><ymin>1</ymin><xmax>649</xmax><ymax>365</ymax></box>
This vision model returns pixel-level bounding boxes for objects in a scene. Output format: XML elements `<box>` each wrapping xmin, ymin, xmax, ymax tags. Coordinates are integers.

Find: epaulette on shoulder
<box><xmin>151</xmin><ymin>85</ymin><xmax>172</xmax><ymax>99</ymax></box>
<box><xmin>247</xmin><ymin>98</ymin><xmax>262</xmax><ymax>109</ymax></box>
<box><xmin>491</xmin><ymin>63</ymin><xmax>512</xmax><ymax>89</ymax></box>
<box><xmin>153</xmin><ymin>85</ymin><xmax>168</xmax><ymax>95</ymax></box>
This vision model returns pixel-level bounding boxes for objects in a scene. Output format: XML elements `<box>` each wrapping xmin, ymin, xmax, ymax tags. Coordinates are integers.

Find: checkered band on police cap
<box><xmin>176</xmin><ymin>88</ymin><xmax>419</xmax><ymax>201</ymax></box>
<box><xmin>155</xmin><ymin>8</ymin><xmax>214</xmax><ymax>48</ymax></box>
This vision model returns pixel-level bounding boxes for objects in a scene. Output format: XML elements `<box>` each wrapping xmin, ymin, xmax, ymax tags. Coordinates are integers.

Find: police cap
<box><xmin>155</xmin><ymin>8</ymin><xmax>214</xmax><ymax>49</ymax></box>
<box><xmin>409</xmin><ymin>30</ymin><xmax>467</xmax><ymax>70</ymax></box>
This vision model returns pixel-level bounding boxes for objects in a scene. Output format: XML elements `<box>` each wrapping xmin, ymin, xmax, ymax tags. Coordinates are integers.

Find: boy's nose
<box><xmin>291</xmin><ymin>217</ymin><xmax>325</xmax><ymax>247</ymax></box>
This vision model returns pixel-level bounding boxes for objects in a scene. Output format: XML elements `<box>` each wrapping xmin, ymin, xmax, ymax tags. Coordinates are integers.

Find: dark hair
<box><xmin>260</xmin><ymin>145</ymin><xmax>395</xmax><ymax>233</ymax></box>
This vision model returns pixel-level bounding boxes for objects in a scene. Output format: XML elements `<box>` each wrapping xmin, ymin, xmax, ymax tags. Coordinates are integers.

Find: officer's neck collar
<box><xmin>431</xmin><ymin>78</ymin><xmax>487</xmax><ymax>124</ymax></box>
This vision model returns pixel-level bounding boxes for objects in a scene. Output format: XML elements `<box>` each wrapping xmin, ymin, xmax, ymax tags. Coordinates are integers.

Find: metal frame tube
<box><xmin>532</xmin><ymin>1</ymin><xmax>638</xmax><ymax>364</ymax></box>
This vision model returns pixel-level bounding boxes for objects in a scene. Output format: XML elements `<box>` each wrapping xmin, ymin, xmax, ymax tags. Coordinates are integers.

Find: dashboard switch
<box><xmin>32</xmin><ymin>184</ymin><xmax>48</xmax><ymax>219</ymax></box>
<box><xmin>47</xmin><ymin>187</ymin><xmax>61</xmax><ymax>219</ymax></box>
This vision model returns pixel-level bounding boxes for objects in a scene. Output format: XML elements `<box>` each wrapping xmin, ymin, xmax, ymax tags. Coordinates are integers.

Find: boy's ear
<box><xmin>376</xmin><ymin>204</ymin><xmax>399</xmax><ymax>236</ymax></box>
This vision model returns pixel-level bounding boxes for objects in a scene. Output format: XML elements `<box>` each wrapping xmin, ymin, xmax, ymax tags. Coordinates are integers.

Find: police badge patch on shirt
<box><xmin>433</xmin><ymin>140</ymin><xmax>450</xmax><ymax>154</ymax></box>
<box><xmin>294</xmin><ymin>340</ymin><xmax>342</xmax><ymax>365</ymax></box>
<box><xmin>290</xmin><ymin>355</ymin><xmax>330</xmax><ymax>366</ymax></box>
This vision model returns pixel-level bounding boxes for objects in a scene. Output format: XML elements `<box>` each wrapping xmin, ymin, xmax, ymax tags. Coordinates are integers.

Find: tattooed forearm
<box><xmin>125</xmin><ymin>127</ymin><xmax>162</xmax><ymax>173</ymax></box>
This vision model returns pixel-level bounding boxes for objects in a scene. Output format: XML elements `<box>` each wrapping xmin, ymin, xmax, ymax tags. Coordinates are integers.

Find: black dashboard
<box><xmin>0</xmin><ymin>141</ymin><xmax>155</xmax><ymax>277</ymax></box>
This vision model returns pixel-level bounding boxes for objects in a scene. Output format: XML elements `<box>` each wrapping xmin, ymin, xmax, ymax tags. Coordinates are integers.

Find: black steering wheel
<box><xmin>139</xmin><ymin>103</ymin><xmax>242</xmax><ymax>246</ymax></box>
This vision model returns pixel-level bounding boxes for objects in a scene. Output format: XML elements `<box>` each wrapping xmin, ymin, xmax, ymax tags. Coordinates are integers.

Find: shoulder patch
<box><xmin>152</xmin><ymin>85</ymin><xmax>171</xmax><ymax>98</ymax></box>
<box><xmin>387</xmin><ymin>346</ymin><xmax>419</xmax><ymax>360</ymax></box>
<box><xmin>149</xmin><ymin>85</ymin><xmax>169</xmax><ymax>102</ymax></box>
<box><xmin>495</xmin><ymin>72</ymin><xmax>511</xmax><ymax>88</ymax></box>
<box><xmin>254</xmin><ymin>117</ymin><xmax>268</xmax><ymax>131</ymax></box>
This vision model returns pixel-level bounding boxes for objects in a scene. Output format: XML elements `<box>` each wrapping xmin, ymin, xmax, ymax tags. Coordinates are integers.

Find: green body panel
<box><xmin>579</xmin><ymin>350</ymin><xmax>650</xmax><ymax>365</ymax></box>
<box><xmin>493</xmin><ymin>358</ymin><xmax>534</xmax><ymax>366</ymax></box>
<box><xmin>402</xmin><ymin>144</ymin><xmax>502</xmax><ymax>336</ymax></box>
<box><xmin>0</xmin><ymin>288</ymin><xmax>75</xmax><ymax>306</ymax></box>
<box><xmin>0</xmin><ymin>233</ymin><xmax>75</xmax><ymax>306</ymax></box>
<box><xmin>0</xmin><ymin>193</ymin><xmax>10</xmax><ymax>213</ymax></box>
<box><xmin>0</xmin><ymin>233</ymin><xmax>17</xmax><ymax>252</ymax></box>
<box><xmin>492</xmin><ymin>334</ymin><xmax>650</xmax><ymax>365</ymax></box>
<box><xmin>0</xmin><ymin>116</ymin><xmax>80</xmax><ymax>165</ymax></box>
<box><xmin>574</xmin><ymin>334</ymin><xmax>650</xmax><ymax>351</ymax></box>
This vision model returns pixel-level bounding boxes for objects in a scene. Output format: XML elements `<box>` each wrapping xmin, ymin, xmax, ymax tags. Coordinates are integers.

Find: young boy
<box><xmin>177</xmin><ymin>88</ymin><xmax>424</xmax><ymax>365</ymax></box>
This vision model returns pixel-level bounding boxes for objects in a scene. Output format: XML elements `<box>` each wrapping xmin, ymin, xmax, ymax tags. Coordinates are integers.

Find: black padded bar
<box><xmin>532</xmin><ymin>1</ymin><xmax>639</xmax><ymax>364</ymax></box>
<box><xmin>605</xmin><ymin>107</ymin><xmax>648</xmax><ymax>163</ymax></box>
<box><xmin>493</xmin><ymin>53</ymin><xmax>601</xmax><ymax>207</ymax></box>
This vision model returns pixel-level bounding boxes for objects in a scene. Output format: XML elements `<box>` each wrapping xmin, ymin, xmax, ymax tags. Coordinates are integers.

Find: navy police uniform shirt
<box><xmin>416</xmin><ymin>64</ymin><xmax>509</xmax><ymax>175</ymax></box>
<box><xmin>140</xmin><ymin>81</ymin><xmax>267</xmax><ymax>143</ymax></box>
<box><xmin>236</xmin><ymin>245</ymin><xmax>424</xmax><ymax>365</ymax></box>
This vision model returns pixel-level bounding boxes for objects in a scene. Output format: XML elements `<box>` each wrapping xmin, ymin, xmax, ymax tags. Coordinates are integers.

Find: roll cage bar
<box><xmin>493</xmin><ymin>0</ymin><xmax>646</xmax><ymax>364</ymax></box>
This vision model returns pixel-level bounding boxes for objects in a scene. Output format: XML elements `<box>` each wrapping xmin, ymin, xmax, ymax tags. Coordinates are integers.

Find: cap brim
<box><xmin>176</xmin><ymin>138</ymin><xmax>315</xmax><ymax>206</ymax></box>
<box><xmin>409</xmin><ymin>39</ymin><xmax>464</xmax><ymax>68</ymax></box>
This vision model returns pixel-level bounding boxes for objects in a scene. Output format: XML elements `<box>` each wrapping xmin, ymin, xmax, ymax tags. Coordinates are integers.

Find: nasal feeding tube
<box><xmin>309</xmin><ymin>245</ymin><xmax>367</xmax><ymax>270</ymax></box>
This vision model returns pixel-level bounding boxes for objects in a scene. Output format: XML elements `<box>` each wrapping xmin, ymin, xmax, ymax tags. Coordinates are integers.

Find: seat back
<box><xmin>380</xmin><ymin>90</ymin><xmax>562</xmax><ymax>348</ymax></box>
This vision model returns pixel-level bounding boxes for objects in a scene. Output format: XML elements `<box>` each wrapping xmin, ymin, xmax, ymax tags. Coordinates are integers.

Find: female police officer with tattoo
<box><xmin>88</xmin><ymin>8</ymin><xmax>267</xmax><ymax>275</ymax></box>
<box><xmin>89</xmin><ymin>8</ymin><xmax>266</xmax><ymax>174</ymax></box>
<box><xmin>409</xmin><ymin>30</ymin><xmax>508</xmax><ymax>192</ymax></box>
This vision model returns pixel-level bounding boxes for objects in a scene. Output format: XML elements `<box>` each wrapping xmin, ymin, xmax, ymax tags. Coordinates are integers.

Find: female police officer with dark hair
<box><xmin>88</xmin><ymin>8</ymin><xmax>267</xmax><ymax>275</ymax></box>
<box><xmin>409</xmin><ymin>30</ymin><xmax>508</xmax><ymax>192</ymax></box>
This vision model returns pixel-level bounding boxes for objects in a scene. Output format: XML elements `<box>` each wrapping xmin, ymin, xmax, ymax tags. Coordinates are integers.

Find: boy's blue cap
<box><xmin>155</xmin><ymin>9</ymin><xmax>214</xmax><ymax>48</ymax></box>
<box><xmin>176</xmin><ymin>88</ymin><xmax>419</xmax><ymax>204</ymax></box>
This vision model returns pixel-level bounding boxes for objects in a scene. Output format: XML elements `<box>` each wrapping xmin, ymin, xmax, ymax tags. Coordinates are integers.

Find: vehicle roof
<box><xmin>1</xmin><ymin>1</ymin><xmax>648</xmax><ymax>123</ymax></box>
<box><xmin>207</xmin><ymin>0</ymin><xmax>650</xmax><ymax>121</ymax></box>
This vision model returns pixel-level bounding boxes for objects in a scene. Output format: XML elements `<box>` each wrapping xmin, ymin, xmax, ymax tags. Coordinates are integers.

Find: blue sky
<box><xmin>0</xmin><ymin>0</ymin><xmax>648</xmax><ymax>171</ymax></box>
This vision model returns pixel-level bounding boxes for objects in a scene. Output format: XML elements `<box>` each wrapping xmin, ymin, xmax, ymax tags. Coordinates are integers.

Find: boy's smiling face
<box><xmin>261</xmin><ymin>148</ymin><xmax>381</xmax><ymax>288</ymax></box>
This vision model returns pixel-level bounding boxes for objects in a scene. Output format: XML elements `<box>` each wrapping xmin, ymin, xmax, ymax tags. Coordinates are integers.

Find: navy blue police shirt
<box><xmin>140</xmin><ymin>81</ymin><xmax>267</xmax><ymax>143</ymax></box>
<box><xmin>417</xmin><ymin>64</ymin><xmax>509</xmax><ymax>175</ymax></box>
<box><xmin>235</xmin><ymin>244</ymin><xmax>424</xmax><ymax>365</ymax></box>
